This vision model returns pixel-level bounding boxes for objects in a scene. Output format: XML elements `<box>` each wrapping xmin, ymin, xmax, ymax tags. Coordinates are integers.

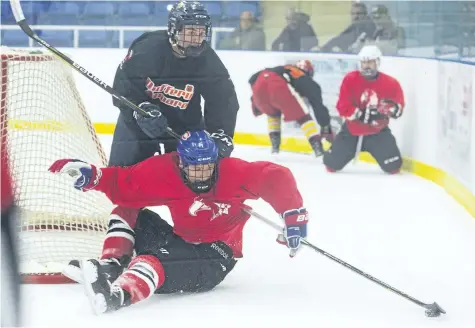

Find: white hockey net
<box><xmin>0</xmin><ymin>47</ymin><xmax>113</xmax><ymax>283</ymax></box>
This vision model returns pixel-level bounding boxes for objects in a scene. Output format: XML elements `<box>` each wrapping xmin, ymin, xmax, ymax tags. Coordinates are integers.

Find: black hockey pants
<box><xmin>323</xmin><ymin>123</ymin><xmax>402</xmax><ymax>173</ymax></box>
<box><xmin>134</xmin><ymin>209</ymin><xmax>237</xmax><ymax>294</ymax></box>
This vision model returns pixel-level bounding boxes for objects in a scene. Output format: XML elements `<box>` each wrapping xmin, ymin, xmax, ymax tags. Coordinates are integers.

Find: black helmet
<box><xmin>168</xmin><ymin>1</ymin><xmax>212</xmax><ymax>57</ymax></box>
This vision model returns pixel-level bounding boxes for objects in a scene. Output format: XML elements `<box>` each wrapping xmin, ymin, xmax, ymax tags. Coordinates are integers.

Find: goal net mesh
<box><xmin>0</xmin><ymin>47</ymin><xmax>113</xmax><ymax>283</ymax></box>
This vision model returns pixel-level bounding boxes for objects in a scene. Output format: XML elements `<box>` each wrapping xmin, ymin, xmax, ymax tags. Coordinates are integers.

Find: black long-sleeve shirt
<box><xmin>113</xmin><ymin>30</ymin><xmax>239</xmax><ymax>139</ymax></box>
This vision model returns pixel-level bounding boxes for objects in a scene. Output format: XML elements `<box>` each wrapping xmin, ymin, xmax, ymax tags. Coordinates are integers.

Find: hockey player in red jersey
<box><xmin>323</xmin><ymin>45</ymin><xmax>404</xmax><ymax>173</ymax></box>
<box><xmin>249</xmin><ymin>59</ymin><xmax>334</xmax><ymax>156</ymax></box>
<box><xmin>49</xmin><ymin>130</ymin><xmax>309</xmax><ymax>314</ymax></box>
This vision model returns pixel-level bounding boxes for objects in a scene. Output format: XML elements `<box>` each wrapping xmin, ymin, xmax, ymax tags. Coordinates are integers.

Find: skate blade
<box><xmin>80</xmin><ymin>260</ymin><xmax>108</xmax><ymax>316</ymax></box>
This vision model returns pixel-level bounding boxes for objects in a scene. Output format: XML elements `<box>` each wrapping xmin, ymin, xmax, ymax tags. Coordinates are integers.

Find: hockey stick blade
<box><xmin>243</xmin><ymin>208</ymin><xmax>445</xmax><ymax>317</ymax></box>
<box><xmin>424</xmin><ymin>302</ymin><xmax>446</xmax><ymax>318</ymax></box>
<box><xmin>9</xmin><ymin>0</ymin><xmax>180</xmax><ymax>140</ymax></box>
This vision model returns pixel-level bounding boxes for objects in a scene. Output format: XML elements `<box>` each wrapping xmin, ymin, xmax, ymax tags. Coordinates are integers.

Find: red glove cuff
<box><xmin>281</xmin><ymin>208</ymin><xmax>309</xmax><ymax>226</ymax></box>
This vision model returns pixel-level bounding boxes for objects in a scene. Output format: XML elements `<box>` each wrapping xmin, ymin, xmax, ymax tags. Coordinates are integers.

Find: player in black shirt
<box><xmin>62</xmin><ymin>0</ymin><xmax>239</xmax><ymax>283</ymax></box>
<box><xmin>249</xmin><ymin>60</ymin><xmax>333</xmax><ymax>156</ymax></box>
<box><xmin>112</xmin><ymin>0</ymin><xmax>238</xmax><ymax>162</ymax></box>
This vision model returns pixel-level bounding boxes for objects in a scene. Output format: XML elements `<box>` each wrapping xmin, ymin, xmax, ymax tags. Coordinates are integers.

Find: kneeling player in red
<box><xmin>49</xmin><ymin>130</ymin><xmax>309</xmax><ymax>314</ymax></box>
<box><xmin>323</xmin><ymin>45</ymin><xmax>404</xmax><ymax>174</ymax></box>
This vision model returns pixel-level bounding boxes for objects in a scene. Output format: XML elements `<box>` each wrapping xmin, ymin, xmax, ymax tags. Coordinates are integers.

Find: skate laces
<box><xmin>109</xmin><ymin>281</ymin><xmax>125</xmax><ymax>305</ymax></box>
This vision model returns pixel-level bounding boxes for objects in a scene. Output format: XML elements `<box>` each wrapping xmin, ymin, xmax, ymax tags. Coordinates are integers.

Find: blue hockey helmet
<box><xmin>177</xmin><ymin>130</ymin><xmax>219</xmax><ymax>193</ymax></box>
<box><xmin>168</xmin><ymin>1</ymin><xmax>212</xmax><ymax>57</ymax></box>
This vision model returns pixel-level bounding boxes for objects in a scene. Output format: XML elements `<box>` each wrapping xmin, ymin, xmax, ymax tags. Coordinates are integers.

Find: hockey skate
<box><xmin>81</xmin><ymin>259</ymin><xmax>130</xmax><ymax>315</ymax></box>
<box><xmin>309</xmin><ymin>136</ymin><xmax>324</xmax><ymax>157</ymax></box>
<box><xmin>269</xmin><ymin>132</ymin><xmax>281</xmax><ymax>154</ymax></box>
<box><xmin>63</xmin><ymin>257</ymin><xmax>124</xmax><ymax>284</ymax></box>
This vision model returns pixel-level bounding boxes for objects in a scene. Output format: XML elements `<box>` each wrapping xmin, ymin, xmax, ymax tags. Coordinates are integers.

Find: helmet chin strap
<box><xmin>181</xmin><ymin>170</ymin><xmax>214</xmax><ymax>194</ymax></box>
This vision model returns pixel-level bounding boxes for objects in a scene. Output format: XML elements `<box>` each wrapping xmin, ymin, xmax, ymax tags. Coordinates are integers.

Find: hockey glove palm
<box><xmin>277</xmin><ymin>208</ymin><xmax>308</xmax><ymax>257</ymax></box>
<box><xmin>134</xmin><ymin>102</ymin><xmax>169</xmax><ymax>139</ymax></box>
<box><xmin>210</xmin><ymin>129</ymin><xmax>234</xmax><ymax>158</ymax></box>
<box><xmin>49</xmin><ymin>159</ymin><xmax>101</xmax><ymax>191</ymax></box>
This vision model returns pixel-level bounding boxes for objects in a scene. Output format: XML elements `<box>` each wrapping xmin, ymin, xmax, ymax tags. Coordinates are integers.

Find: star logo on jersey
<box><xmin>188</xmin><ymin>197</ymin><xmax>231</xmax><ymax>221</ymax></box>
<box><xmin>145</xmin><ymin>79</ymin><xmax>195</xmax><ymax>110</ymax></box>
<box><xmin>210</xmin><ymin>202</ymin><xmax>231</xmax><ymax>221</ymax></box>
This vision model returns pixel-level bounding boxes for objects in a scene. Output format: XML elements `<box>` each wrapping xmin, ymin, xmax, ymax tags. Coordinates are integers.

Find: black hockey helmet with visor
<box><xmin>168</xmin><ymin>1</ymin><xmax>211</xmax><ymax>57</ymax></box>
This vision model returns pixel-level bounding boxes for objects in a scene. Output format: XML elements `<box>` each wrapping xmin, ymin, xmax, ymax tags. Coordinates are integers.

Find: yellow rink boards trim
<box><xmin>92</xmin><ymin>123</ymin><xmax>475</xmax><ymax>218</ymax></box>
<box><xmin>9</xmin><ymin>120</ymin><xmax>475</xmax><ymax>218</ymax></box>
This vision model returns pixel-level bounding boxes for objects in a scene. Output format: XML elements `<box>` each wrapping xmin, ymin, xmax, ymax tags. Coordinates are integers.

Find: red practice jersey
<box><xmin>336</xmin><ymin>71</ymin><xmax>405</xmax><ymax>136</ymax></box>
<box><xmin>90</xmin><ymin>153</ymin><xmax>304</xmax><ymax>258</ymax></box>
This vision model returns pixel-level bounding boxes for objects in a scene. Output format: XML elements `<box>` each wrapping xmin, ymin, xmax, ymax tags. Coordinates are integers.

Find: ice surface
<box><xmin>21</xmin><ymin>136</ymin><xmax>475</xmax><ymax>328</ymax></box>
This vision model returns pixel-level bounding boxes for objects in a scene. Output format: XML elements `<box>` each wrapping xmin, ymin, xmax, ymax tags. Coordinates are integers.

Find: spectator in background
<box><xmin>320</xmin><ymin>2</ymin><xmax>376</xmax><ymax>53</ymax></box>
<box><xmin>370</xmin><ymin>4</ymin><xmax>404</xmax><ymax>54</ymax></box>
<box><xmin>271</xmin><ymin>8</ymin><xmax>318</xmax><ymax>52</ymax></box>
<box><xmin>218</xmin><ymin>11</ymin><xmax>266</xmax><ymax>50</ymax></box>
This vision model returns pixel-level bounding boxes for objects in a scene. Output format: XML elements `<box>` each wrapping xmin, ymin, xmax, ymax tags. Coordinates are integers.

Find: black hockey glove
<box><xmin>133</xmin><ymin>102</ymin><xmax>169</xmax><ymax>139</ymax></box>
<box><xmin>210</xmin><ymin>130</ymin><xmax>234</xmax><ymax>158</ymax></box>
<box><xmin>358</xmin><ymin>107</ymin><xmax>388</xmax><ymax>125</ymax></box>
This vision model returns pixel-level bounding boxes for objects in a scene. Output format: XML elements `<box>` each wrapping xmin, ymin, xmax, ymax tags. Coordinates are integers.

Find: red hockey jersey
<box><xmin>336</xmin><ymin>70</ymin><xmax>405</xmax><ymax>136</ymax></box>
<box><xmin>90</xmin><ymin>153</ymin><xmax>304</xmax><ymax>258</ymax></box>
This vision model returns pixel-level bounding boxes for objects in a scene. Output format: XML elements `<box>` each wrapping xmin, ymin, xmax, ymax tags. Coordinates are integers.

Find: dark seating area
<box><xmin>0</xmin><ymin>0</ymin><xmax>261</xmax><ymax>26</ymax></box>
<box><xmin>1</xmin><ymin>0</ymin><xmax>261</xmax><ymax>48</ymax></box>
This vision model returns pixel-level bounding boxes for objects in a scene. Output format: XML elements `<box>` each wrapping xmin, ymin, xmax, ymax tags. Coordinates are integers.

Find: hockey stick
<box><xmin>353</xmin><ymin>135</ymin><xmax>364</xmax><ymax>164</ymax></box>
<box><xmin>9</xmin><ymin>0</ymin><xmax>180</xmax><ymax>140</ymax></box>
<box><xmin>243</xmin><ymin>208</ymin><xmax>446</xmax><ymax>318</ymax></box>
